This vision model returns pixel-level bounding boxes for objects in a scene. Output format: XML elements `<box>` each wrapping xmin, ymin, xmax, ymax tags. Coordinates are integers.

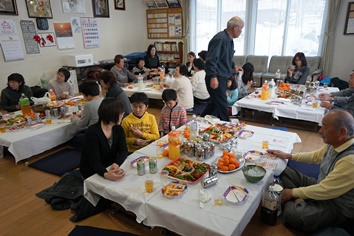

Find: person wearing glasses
<box><xmin>285</xmin><ymin>52</ymin><xmax>310</xmax><ymax>85</ymax></box>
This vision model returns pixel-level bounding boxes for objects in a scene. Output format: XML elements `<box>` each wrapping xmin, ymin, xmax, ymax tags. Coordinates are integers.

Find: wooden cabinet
<box><xmin>154</xmin><ymin>41</ymin><xmax>183</xmax><ymax>68</ymax></box>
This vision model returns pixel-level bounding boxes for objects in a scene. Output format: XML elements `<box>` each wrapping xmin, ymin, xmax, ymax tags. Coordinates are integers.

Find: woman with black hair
<box><xmin>80</xmin><ymin>97</ymin><xmax>128</xmax><ymax>180</ymax></box>
<box><xmin>144</xmin><ymin>44</ymin><xmax>162</xmax><ymax>70</ymax></box>
<box><xmin>186</xmin><ymin>51</ymin><xmax>196</xmax><ymax>76</ymax></box>
<box><xmin>237</xmin><ymin>62</ymin><xmax>254</xmax><ymax>99</ymax></box>
<box><xmin>98</xmin><ymin>71</ymin><xmax>132</xmax><ymax>117</ymax></box>
<box><xmin>47</xmin><ymin>67</ymin><xmax>74</xmax><ymax>99</ymax></box>
<box><xmin>1</xmin><ymin>73</ymin><xmax>33</xmax><ymax>112</ymax></box>
<box><xmin>285</xmin><ymin>52</ymin><xmax>310</xmax><ymax>85</ymax></box>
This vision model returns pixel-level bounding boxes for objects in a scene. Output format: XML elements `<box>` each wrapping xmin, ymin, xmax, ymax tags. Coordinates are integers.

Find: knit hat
<box><xmin>8</xmin><ymin>73</ymin><xmax>24</xmax><ymax>84</ymax></box>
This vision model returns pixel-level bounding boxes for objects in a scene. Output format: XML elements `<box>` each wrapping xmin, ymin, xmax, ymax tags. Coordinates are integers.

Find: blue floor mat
<box><xmin>29</xmin><ymin>148</ymin><xmax>81</xmax><ymax>176</ymax></box>
<box><xmin>68</xmin><ymin>226</ymin><xmax>138</xmax><ymax>236</ymax></box>
<box><xmin>287</xmin><ymin>159</ymin><xmax>320</xmax><ymax>179</ymax></box>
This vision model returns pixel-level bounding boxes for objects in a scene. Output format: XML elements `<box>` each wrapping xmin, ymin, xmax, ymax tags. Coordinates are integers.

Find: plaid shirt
<box><xmin>158</xmin><ymin>104</ymin><xmax>187</xmax><ymax>135</ymax></box>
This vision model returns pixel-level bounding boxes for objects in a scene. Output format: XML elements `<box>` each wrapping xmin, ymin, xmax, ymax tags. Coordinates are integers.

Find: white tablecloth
<box><xmin>0</xmin><ymin>99</ymin><xmax>81</xmax><ymax>163</ymax></box>
<box><xmin>233</xmin><ymin>87</ymin><xmax>339</xmax><ymax>126</ymax></box>
<box><xmin>122</xmin><ymin>78</ymin><xmax>175</xmax><ymax>100</ymax></box>
<box><xmin>84</xmin><ymin>123</ymin><xmax>301</xmax><ymax>235</ymax></box>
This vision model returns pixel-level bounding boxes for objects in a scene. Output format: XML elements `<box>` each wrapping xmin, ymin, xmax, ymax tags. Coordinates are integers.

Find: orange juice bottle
<box><xmin>49</xmin><ymin>89</ymin><xmax>56</xmax><ymax>102</ymax></box>
<box><xmin>168</xmin><ymin>126</ymin><xmax>180</xmax><ymax>160</ymax></box>
<box><xmin>19</xmin><ymin>93</ymin><xmax>31</xmax><ymax>116</ymax></box>
<box><xmin>261</xmin><ymin>80</ymin><xmax>269</xmax><ymax>100</ymax></box>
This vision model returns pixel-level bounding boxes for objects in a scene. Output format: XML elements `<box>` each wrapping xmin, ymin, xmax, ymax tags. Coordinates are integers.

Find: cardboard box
<box><xmin>66</xmin><ymin>54</ymin><xmax>93</xmax><ymax>67</ymax></box>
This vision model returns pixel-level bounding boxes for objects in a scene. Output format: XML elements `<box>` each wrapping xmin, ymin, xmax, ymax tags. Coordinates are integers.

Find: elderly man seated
<box><xmin>318</xmin><ymin>70</ymin><xmax>354</xmax><ymax>116</ymax></box>
<box><xmin>267</xmin><ymin>110</ymin><xmax>354</xmax><ymax>233</ymax></box>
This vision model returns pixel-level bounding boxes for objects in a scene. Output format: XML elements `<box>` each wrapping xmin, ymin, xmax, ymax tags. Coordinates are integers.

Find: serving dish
<box><xmin>199</xmin><ymin>122</ymin><xmax>246</xmax><ymax>143</ymax></box>
<box><xmin>238</xmin><ymin>130</ymin><xmax>254</xmax><ymax>139</ymax></box>
<box><xmin>161</xmin><ymin>181</ymin><xmax>188</xmax><ymax>198</ymax></box>
<box><xmin>216</xmin><ymin>151</ymin><xmax>245</xmax><ymax>173</ymax></box>
<box><xmin>162</xmin><ymin>157</ymin><xmax>210</xmax><ymax>184</ymax></box>
<box><xmin>244</xmin><ymin>150</ymin><xmax>263</xmax><ymax>162</ymax></box>
<box><xmin>223</xmin><ymin>185</ymin><xmax>248</xmax><ymax>205</ymax></box>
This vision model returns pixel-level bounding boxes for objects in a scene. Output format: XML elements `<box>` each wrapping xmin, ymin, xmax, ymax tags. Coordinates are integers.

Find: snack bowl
<box><xmin>242</xmin><ymin>165</ymin><xmax>266</xmax><ymax>183</ymax></box>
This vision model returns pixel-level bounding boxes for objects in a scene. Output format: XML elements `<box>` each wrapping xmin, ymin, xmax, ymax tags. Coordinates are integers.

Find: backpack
<box><xmin>331</xmin><ymin>77</ymin><xmax>349</xmax><ymax>90</ymax></box>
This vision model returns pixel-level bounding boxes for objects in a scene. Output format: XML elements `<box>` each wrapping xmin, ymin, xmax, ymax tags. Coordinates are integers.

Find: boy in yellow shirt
<box><xmin>121</xmin><ymin>92</ymin><xmax>160</xmax><ymax>152</ymax></box>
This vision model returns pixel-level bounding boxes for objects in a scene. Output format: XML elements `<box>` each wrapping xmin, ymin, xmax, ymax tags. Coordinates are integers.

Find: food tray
<box><xmin>162</xmin><ymin>157</ymin><xmax>210</xmax><ymax>184</ymax></box>
<box><xmin>244</xmin><ymin>150</ymin><xmax>264</xmax><ymax>162</ymax></box>
<box><xmin>223</xmin><ymin>185</ymin><xmax>248</xmax><ymax>205</ymax></box>
<box><xmin>130</xmin><ymin>156</ymin><xmax>150</xmax><ymax>168</ymax></box>
<box><xmin>238</xmin><ymin>130</ymin><xmax>254</xmax><ymax>139</ymax></box>
<box><xmin>216</xmin><ymin>156</ymin><xmax>245</xmax><ymax>174</ymax></box>
<box><xmin>199</xmin><ymin>122</ymin><xmax>246</xmax><ymax>143</ymax></box>
<box><xmin>161</xmin><ymin>181</ymin><xmax>188</xmax><ymax>198</ymax></box>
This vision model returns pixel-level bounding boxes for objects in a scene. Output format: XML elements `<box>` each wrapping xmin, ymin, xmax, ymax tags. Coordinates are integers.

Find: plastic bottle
<box><xmin>230</xmin><ymin>139</ymin><xmax>243</xmax><ymax>160</ymax></box>
<box><xmin>190</xmin><ymin>115</ymin><xmax>199</xmax><ymax>142</ymax></box>
<box><xmin>168</xmin><ymin>126</ymin><xmax>180</xmax><ymax>160</ymax></box>
<box><xmin>19</xmin><ymin>93</ymin><xmax>31</xmax><ymax>116</ymax></box>
<box><xmin>49</xmin><ymin>89</ymin><xmax>56</xmax><ymax>102</ymax></box>
<box><xmin>261</xmin><ymin>184</ymin><xmax>279</xmax><ymax>225</ymax></box>
<box><xmin>268</xmin><ymin>79</ymin><xmax>276</xmax><ymax>98</ymax></box>
<box><xmin>159</xmin><ymin>66</ymin><xmax>165</xmax><ymax>79</ymax></box>
<box><xmin>275</xmin><ymin>69</ymin><xmax>281</xmax><ymax>80</ymax></box>
<box><xmin>261</xmin><ymin>80</ymin><xmax>269</xmax><ymax>100</ymax></box>
<box><xmin>138</xmin><ymin>73</ymin><xmax>144</xmax><ymax>91</ymax></box>
<box><xmin>273</xmin><ymin>173</ymin><xmax>283</xmax><ymax>216</ymax></box>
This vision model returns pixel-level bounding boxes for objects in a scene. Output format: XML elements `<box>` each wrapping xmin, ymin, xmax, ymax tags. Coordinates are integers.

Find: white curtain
<box><xmin>321</xmin><ymin>0</ymin><xmax>341</xmax><ymax>76</ymax></box>
<box><xmin>181</xmin><ymin>0</ymin><xmax>190</xmax><ymax>64</ymax></box>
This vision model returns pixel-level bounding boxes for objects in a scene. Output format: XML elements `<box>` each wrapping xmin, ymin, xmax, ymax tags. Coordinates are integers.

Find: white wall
<box><xmin>0</xmin><ymin>0</ymin><xmax>148</xmax><ymax>89</ymax></box>
<box><xmin>329</xmin><ymin>0</ymin><xmax>354</xmax><ymax>80</ymax></box>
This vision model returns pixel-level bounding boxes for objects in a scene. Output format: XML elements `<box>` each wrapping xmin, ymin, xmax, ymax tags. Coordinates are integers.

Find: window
<box><xmin>192</xmin><ymin>0</ymin><xmax>327</xmax><ymax>57</ymax></box>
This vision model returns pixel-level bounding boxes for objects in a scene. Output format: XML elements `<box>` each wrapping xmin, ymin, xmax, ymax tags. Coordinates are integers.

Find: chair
<box><xmin>246</xmin><ymin>55</ymin><xmax>269</xmax><ymax>87</ymax></box>
<box><xmin>233</xmin><ymin>56</ymin><xmax>247</xmax><ymax>68</ymax></box>
<box><xmin>261</xmin><ymin>56</ymin><xmax>292</xmax><ymax>82</ymax></box>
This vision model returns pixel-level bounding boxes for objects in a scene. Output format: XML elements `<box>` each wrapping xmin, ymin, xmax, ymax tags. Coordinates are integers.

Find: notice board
<box><xmin>146</xmin><ymin>8</ymin><xmax>183</xmax><ymax>39</ymax></box>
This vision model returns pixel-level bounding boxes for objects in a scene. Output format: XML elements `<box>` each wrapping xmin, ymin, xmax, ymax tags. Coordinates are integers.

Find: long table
<box><xmin>84</xmin><ymin>123</ymin><xmax>301</xmax><ymax>236</ymax></box>
<box><xmin>122</xmin><ymin>77</ymin><xmax>175</xmax><ymax>99</ymax></box>
<box><xmin>232</xmin><ymin>87</ymin><xmax>339</xmax><ymax>126</ymax></box>
<box><xmin>0</xmin><ymin>99</ymin><xmax>81</xmax><ymax>163</ymax></box>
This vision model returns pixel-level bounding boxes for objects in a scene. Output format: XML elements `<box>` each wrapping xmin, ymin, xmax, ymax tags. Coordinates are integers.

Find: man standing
<box><xmin>201</xmin><ymin>16</ymin><xmax>244</xmax><ymax>121</ymax></box>
<box><xmin>319</xmin><ymin>70</ymin><xmax>354</xmax><ymax>117</ymax></box>
<box><xmin>267</xmin><ymin>110</ymin><xmax>354</xmax><ymax>232</ymax></box>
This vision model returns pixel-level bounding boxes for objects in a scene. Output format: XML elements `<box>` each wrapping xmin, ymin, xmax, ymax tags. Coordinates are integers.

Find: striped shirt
<box><xmin>158</xmin><ymin>104</ymin><xmax>187</xmax><ymax>135</ymax></box>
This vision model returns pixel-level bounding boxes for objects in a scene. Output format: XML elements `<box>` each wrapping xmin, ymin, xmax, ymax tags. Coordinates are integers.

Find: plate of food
<box><xmin>161</xmin><ymin>181</ymin><xmax>188</xmax><ymax>198</ymax></box>
<box><xmin>266</xmin><ymin>101</ymin><xmax>284</xmax><ymax>105</ymax></box>
<box><xmin>223</xmin><ymin>185</ymin><xmax>249</xmax><ymax>205</ymax></box>
<box><xmin>162</xmin><ymin>157</ymin><xmax>210</xmax><ymax>184</ymax></box>
<box><xmin>130</xmin><ymin>156</ymin><xmax>150</xmax><ymax>168</ymax></box>
<box><xmin>199</xmin><ymin>122</ymin><xmax>246</xmax><ymax>143</ymax></box>
<box><xmin>238</xmin><ymin>130</ymin><xmax>254</xmax><ymax>139</ymax></box>
<box><xmin>46</xmin><ymin>101</ymin><xmax>65</xmax><ymax>108</ymax></box>
<box><xmin>216</xmin><ymin>151</ymin><xmax>245</xmax><ymax>173</ymax></box>
<box><xmin>244</xmin><ymin>150</ymin><xmax>264</xmax><ymax>162</ymax></box>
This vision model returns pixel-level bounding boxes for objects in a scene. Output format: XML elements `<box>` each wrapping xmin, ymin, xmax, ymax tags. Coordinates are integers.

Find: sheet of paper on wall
<box><xmin>20</xmin><ymin>20</ymin><xmax>40</xmax><ymax>54</ymax></box>
<box><xmin>0</xmin><ymin>35</ymin><xmax>25</xmax><ymax>62</ymax></box>
<box><xmin>54</xmin><ymin>22</ymin><xmax>75</xmax><ymax>50</ymax></box>
<box><xmin>0</xmin><ymin>19</ymin><xmax>17</xmax><ymax>35</ymax></box>
<box><xmin>71</xmin><ymin>17</ymin><xmax>81</xmax><ymax>33</ymax></box>
<box><xmin>81</xmin><ymin>17</ymin><xmax>100</xmax><ymax>49</ymax></box>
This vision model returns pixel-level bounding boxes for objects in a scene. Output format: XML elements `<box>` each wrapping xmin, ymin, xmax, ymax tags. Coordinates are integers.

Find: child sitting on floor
<box><xmin>226</xmin><ymin>76</ymin><xmax>238</xmax><ymax>115</ymax></box>
<box><xmin>121</xmin><ymin>92</ymin><xmax>160</xmax><ymax>153</ymax></box>
<box><xmin>158</xmin><ymin>89</ymin><xmax>187</xmax><ymax>137</ymax></box>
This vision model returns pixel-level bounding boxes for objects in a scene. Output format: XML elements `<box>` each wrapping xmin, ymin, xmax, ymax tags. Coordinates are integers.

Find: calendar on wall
<box><xmin>81</xmin><ymin>17</ymin><xmax>100</xmax><ymax>49</ymax></box>
<box><xmin>0</xmin><ymin>19</ymin><xmax>24</xmax><ymax>62</ymax></box>
<box><xmin>0</xmin><ymin>35</ymin><xmax>25</xmax><ymax>62</ymax></box>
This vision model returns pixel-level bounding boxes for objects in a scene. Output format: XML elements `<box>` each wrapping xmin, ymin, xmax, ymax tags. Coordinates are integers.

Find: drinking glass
<box><xmin>0</xmin><ymin>124</ymin><xmax>6</xmax><ymax>133</ymax></box>
<box><xmin>262</xmin><ymin>140</ymin><xmax>269</xmax><ymax>149</ymax></box>
<box><xmin>145</xmin><ymin>180</ymin><xmax>154</xmax><ymax>193</ymax></box>
<box><xmin>213</xmin><ymin>192</ymin><xmax>223</xmax><ymax>206</ymax></box>
<box><xmin>160</xmin><ymin>170</ymin><xmax>169</xmax><ymax>186</ymax></box>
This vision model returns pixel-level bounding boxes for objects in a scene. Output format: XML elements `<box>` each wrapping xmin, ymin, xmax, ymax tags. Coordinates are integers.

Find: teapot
<box><xmin>31</xmin><ymin>92</ymin><xmax>51</xmax><ymax>105</ymax></box>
